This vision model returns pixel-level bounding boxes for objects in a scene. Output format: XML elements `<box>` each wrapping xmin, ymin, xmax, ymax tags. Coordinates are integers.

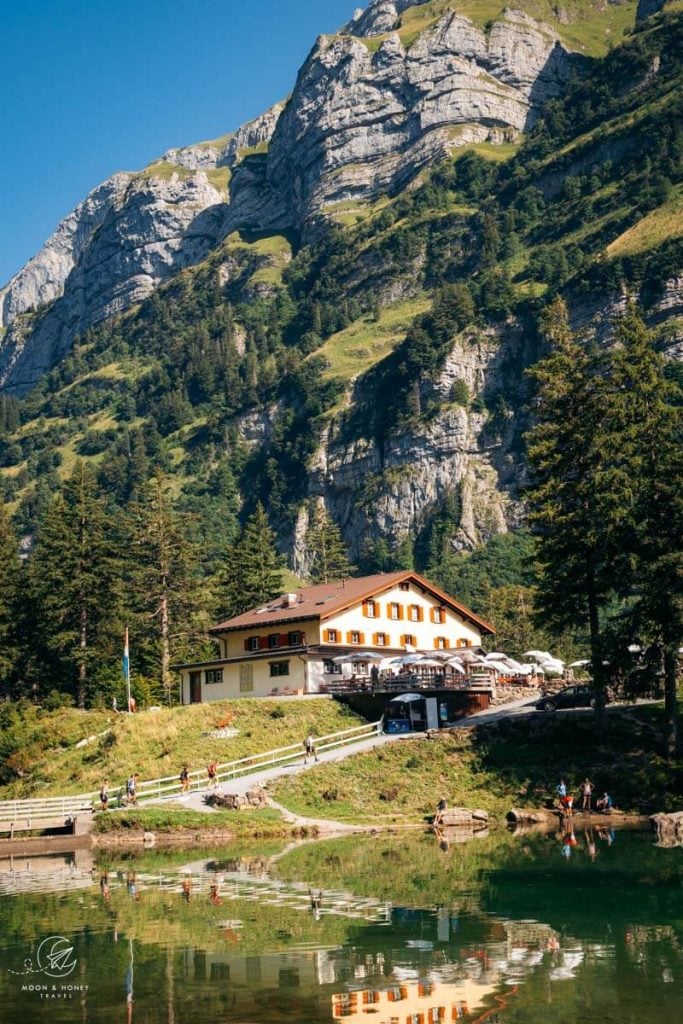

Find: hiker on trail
<box><xmin>180</xmin><ymin>765</ymin><xmax>190</xmax><ymax>793</ymax></box>
<box><xmin>128</xmin><ymin>696</ymin><xmax>137</xmax><ymax>713</ymax></box>
<box><xmin>207</xmin><ymin>762</ymin><xmax>218</xmax><ymax>789</ymax></box>
<box><xmin>112</xmin><ymin>697</ymin><xmax>118</xmax><ymax>713</ymax></box>
<box><xmin>581</xmin><ymin>778</ymin><xmax>593</xmax><ymax>811</ymax></box>
<box><xmin>596</xmin><ymin>792</ymin><xmax>613</xmax><ymax>813</ymax></box>
<box><xmin>209</xmin><ymin>882</ymin><xmax>222</xmax><ymax>906</ymax></box>
<box><xmin>303</xmin><ymin>735</ymin><xmax>318</xmax><ymax>764</ymax></box>
<box><xmin>100</xmin><ymin>779</ymin><xmax>110</xmax><ymax>811</ymax></box>
<box><xmin>181</xmin><ymin>877</ymin><xmax>192</xmax><ymax>903</ymax></box>
<box><xmin>126</xmin><ymin>774</ymin><xmax>138</xmax><ymax>805</ymax></box>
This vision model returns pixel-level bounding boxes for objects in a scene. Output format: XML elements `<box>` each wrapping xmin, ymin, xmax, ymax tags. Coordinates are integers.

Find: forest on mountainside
<box><xmin>0</xmin><ymin>6</ymin><xmax>681</xmax><ymax>715</ymax></box>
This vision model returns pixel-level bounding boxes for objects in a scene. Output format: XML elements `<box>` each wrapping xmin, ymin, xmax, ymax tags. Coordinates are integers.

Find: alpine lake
<box><xmin>0</xmin><ymin>825</ymin><xmax>681</xmax><ymax>1024</ymax></box>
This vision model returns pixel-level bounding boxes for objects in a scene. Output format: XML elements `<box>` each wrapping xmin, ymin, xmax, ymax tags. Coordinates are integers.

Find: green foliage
<box><xmin>0</xmin><ymin>501</ymin><xmax>21</xmax><ymax>694</ymax></box>
<box><xmin>218</xmin><ymin>503</ymin><xmax>285</xmax><ymax>618</ymax></box>
<box><xmin>305</xmin><ymin>504</ymin><xmax>355</xmax><ymax>584</ymax></box>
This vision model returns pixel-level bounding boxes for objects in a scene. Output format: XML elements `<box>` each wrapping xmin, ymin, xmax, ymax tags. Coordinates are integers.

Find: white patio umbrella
<box><xmin>568</xmin><ymin>659</ymin><xmax>591</xmax><ymax>668</ymax></box>
<box><xmin>414</xmin><ymin>657</ymin><xmax>444</xmax><ymax>668</ymax></box>
<box><xmin>446</xmin><ymin>658</ymin><xmax>466</xmax><ymax>672</ymax></box>
<box><xmin>484</xmin><ymin>652</ymin><xmax>508</xmax><ymax>660</ymax></box>
<box><xmin>332</xmin><ymin>651</ymin><xmax>384</xmax><ymax>663</ymax></box>
<box><xmin>523</xmin><ymin>650</ymin><xmax>553</xmax><ymax>661</ymax></box>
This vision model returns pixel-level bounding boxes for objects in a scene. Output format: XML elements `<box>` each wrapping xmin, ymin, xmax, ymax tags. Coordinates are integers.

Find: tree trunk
<box><xmin>664</xmin><ymin>642</ymin><xmax>679</xmax><ymax>760</ymax></box>
<box><xmin>587</xmin><ymin>579</ymin><xmax>607</xmax><ymax>736</ymax></box>
<box><xmin>160</xmin><ymin>585</ymin><xmax>171</xmax><ymax>704</ymax></box>
<box><xmin>78</xmin><ymin>605</ymin><xmax>87</xmax><ymax>709</ymax></box>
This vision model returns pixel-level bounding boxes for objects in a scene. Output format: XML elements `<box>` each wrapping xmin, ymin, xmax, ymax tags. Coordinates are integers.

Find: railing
<box><xmin>133</xmin><ymin>719</ymin><xmax>382</xmax><ymax>804</ymax></box>
<box><xmin>0</xmin><ymin>795</ymin><xmax>93</xmax><ymax>827</ymax></box>
<box><xmin>0</xmin><ymin>720</ymin><xmax>383</xmax><ymax>819</ymax></box>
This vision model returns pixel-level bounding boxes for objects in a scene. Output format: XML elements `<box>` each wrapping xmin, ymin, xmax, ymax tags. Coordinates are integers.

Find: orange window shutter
<box><xmin>362</xmin><ymin>600</ymin><xmax>369</xmax><ymax>616</ymax></box>
<box><xmin>418</xmin><ymin>606</ymin><xmax>424</xmax><ymax>621</ymax></box>
<box><xmin>323</xmin><ymin>628</ymin><xmax>330</xmax><ymax>642</ymax></box>
<box><xmin>372</xmin><ymin>632</ymin><xmax>378</xmax><ymax>645</ymax></box>
<box><xmin>359</xmin><ymin>631</ymin><xmax>365</xmax><ymax>644</ymax></box>
<box><xmin>346</xmin><ymin>631</ymin><xmax>353</xmax><ymax>643</ymax></box>
<box><xmin>398</xmin><ymin>604</ymin><xmax>404</xmax><ymax>619</ymax></box>
<box><xmin>444</xmin><ymin>638</ymin><xmax>451</xmax><ymax>649</ymax></box>
<box><xmin>429</xmin><ymin>608</ymin><xmax>436</xmax><ymax>623</ymax></box>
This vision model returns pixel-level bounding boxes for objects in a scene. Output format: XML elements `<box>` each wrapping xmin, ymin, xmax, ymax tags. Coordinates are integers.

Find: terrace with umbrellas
<box><xmin>321</xmin><ymin>647</ymin><xmax>581</xmax><ymax>728</ymax></box>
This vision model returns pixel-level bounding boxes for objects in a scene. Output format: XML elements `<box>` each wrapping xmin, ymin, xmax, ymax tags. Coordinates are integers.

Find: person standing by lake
<box><xmin>581</xmin><ymin>778</ymin><xmax>593</xmax><ymax>811</ymax></box>
<box><xmin>99</xmin><ymin>779</ymin><xmax>110</xmax><ymax>811</ymax></box>
<box><xmin>180</xmin><ymin>765</ymin><xmax>190</xmax><ymax>793</ymax></box>
<box><xmin>207</xmin><ymin>762</ymin><xmax>218</xmax><ymax>789</ymax></box>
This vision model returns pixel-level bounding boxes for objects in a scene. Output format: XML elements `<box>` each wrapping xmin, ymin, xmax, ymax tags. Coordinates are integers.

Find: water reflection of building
<box><xmin>182</xmin><ymin>948</ymin><xmax>336</xmax><ymax>988</ymax></box>
<box><xmin>331</xmin><ymin>977</ymin><xmax>497</xmax><ymax>1022</ymax></box>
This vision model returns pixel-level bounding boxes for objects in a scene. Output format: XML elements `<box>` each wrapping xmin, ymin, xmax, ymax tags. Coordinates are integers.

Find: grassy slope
<box><xmin>271</xmin><ymin>704</ymin><xmax>683</xmax><ymax>823</ymax></box>
<box><xmin>0</xmin><ymin>699</ymin><xmax>363</xmax><ymax>799</ymax></box>
<box><xmin>607</xmin><ymin>184</ymin><xmax>683</xmax><ymax>257</ymax></box>
<box><xmin>313</xmin><ymin>296</ymin><xmax>431</xmax><ymax>385</ymax></box>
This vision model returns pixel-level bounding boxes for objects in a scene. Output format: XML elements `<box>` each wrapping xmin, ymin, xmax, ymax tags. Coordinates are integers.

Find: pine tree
<box><xmin>605</xmin><ymin>306</ymin><xmax>683</xmax><ymax>756</ymax></box>
<box><xmin>525</xmin><ymin>298</ymin><xmax>632</xmax><ymax>733</ymax></box>
<box><xmin>29</xmin><ymin>462</ymin><xmax>124</xmax><ymax>707</ymax></box>
<box><xmin>128</xmin><ymin>473</ymin><xmax>211</xmax><ymax>703</ymax></box>
<box><xmin>0</xmin><ymin>501</ymin><xmax>21</xmax><ymax>697</ymax></box>
<box><xmin>306</xmin><ymin>504</ymin><xmax>354</xmax><ymax>584</ymax></box>
<box><xmin>218</xmin><ymin>503</ymin><xmax>285</xmax><ymax>618</ymax></box>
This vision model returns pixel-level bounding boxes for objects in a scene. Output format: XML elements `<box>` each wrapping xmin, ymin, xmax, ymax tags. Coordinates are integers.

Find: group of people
<box><xmin>556</xmin><ymin>778</ymin><xmax>613</xmax><ymax>815</ymax></box>
<box><xmin>99</xmin><ymin>739</ymin><xmax>321</xmax><ymax>811</ymax></box>
<box><xmin>99</xmin><ymin>775</ymin><xmax>139</xmax><ymax>810</ymax></box>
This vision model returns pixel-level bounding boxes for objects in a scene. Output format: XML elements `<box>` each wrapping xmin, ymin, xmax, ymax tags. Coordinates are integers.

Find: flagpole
<box><xmin>124</xmin><ymin>628</ymin><xmax>132</xmax><ymax>714</ymax></box>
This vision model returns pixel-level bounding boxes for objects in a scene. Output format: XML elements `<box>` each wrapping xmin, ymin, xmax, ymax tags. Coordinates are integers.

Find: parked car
<box><xmin>535</xmin><ymin>684</ymin><xmax>596</xmax><ymax>712</ymax></box>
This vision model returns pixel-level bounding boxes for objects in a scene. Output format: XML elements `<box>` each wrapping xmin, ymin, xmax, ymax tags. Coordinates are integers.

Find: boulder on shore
<box><xmin>437</xmin><ymin>807</ymin><xmax>489</xmax><ymax>827</ymax></box>
<box><xmin>651</xmin><ymin>811</ymin><xmax>683</xmax><ymax>847</ymax></box>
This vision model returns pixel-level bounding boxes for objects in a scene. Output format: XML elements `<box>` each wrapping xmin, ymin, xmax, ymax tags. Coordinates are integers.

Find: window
<box><xmin>434</xmin><ymin>637</ymin><xmax>449</xmax><ymax>650</ymax></box>
<box><xmin>402</xmin><ymin>634</ymin><xmax>416</xmax><ymax>647</ymax></box>
<box><xmin>364</xmin><ymin>599</ymin><xmax>377</xmax><ymax>618</ymax></box>
<box><xmin>374</xmin><ymin>632</ymin><xmax>388</xmax><ymax>647</ymax></box>
<box><xmin>268</xmin><ymin>633</ymin><xmax>280</xmax><ymax>649</ymax></box>
<box><xmin>269</xmin><ymin>661</ymin><xmax>290</xmax><ymax>677</ymax></box>
<box><xmin>239</xmin><ymin>665</ymin><xmax>253</xmax><ymax>692</ymax></box>
<box><xmin>356</xmin><ymin>662</ymin><xmax>368</xmax><ymax>675</ymax></box>
<box><xmin>388</xmin><ymin>602</ymin><xmax>403</xmax><ymax>620</ymax></box>
<box><xmin>408</xmin><ymin>604</ymin><xmax>423</xmax><ymax>622</ymax></box>
<box><xmin>350</xmin><ymin>631</ymin><xmax>361</xmax><ymax>644</ymax></box>
<box><xmin>324</xmin><ymin>628</ymin><xmax>339</xmax><ymax>643</ymax></box>
<box><xmin>399</xmin><ymin>581</ymin><xmax>410</xmax><ymax>592</ymax></box>
<box><xmin>248</xmin><ymin>636</ymin><xmax>260</xmax><ymax>651</ymax></box>
<box><xmin>431</xmin><ymin>607</ymin><xmax>446</xmax><ymax>624</ymax></box>
<box><xmin>288</xmin><ymin>631</ymin><xmax>302</xmax><ymax>646</ymax></box>
<box><xmin>456</xmin><ymin>638</ymin><xmax>472</xmax><ymax>649</ymax></box>
<box><xmin>323</xmin><ymin>660</ymin><xmax>342</xmax><ymax>675</ymax></box>
<box><xmin>205</xmin><ymin>668</ymin><xmax>224</xmax><ymax>684</ymax></box>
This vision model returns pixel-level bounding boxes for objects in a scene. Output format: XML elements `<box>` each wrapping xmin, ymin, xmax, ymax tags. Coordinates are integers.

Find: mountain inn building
<box><xmin>178</xmin><ymin>571</ymin><xmax>495</xmax><ymax>704</ymax></box>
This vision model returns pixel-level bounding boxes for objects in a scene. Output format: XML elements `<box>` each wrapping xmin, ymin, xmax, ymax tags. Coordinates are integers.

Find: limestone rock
<box><xmin>651</xmin><ymin>811</ymin><xmax>683</xmax><ymax>847</ymax></box>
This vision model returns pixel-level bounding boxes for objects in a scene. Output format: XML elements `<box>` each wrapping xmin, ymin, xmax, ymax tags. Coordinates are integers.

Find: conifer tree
<box><xmin>0</xmin><ymin>501</ymin><xmax>21</xmax><ymax>696</ymax></box>
<box><xmin>605</xmin><ymin>306</ymin><xmax>683</xmax><ymax>756</ymax></box>
<box><xmin>218</xmin><ymin>503</ymin><xmax>285</xmax><ymax>619</ymax></box>
<box><xmin>526</xmin><ymin>298</ymin><xmax>632</xmax><ymax>733</ymax></box>
<box><xmin>306</xmin><ymin>504</ymin><xmax>354</xmax><ymax>584</ymax></box>
<box><xmin>29</xmin><ymin>462</ymin><xmax>124</xmax><ymax>707</ymax></box>
<box><xmin>128</xmin><ymin>473</ymin><xmax>211</xmax><ymax>703</ymax></box>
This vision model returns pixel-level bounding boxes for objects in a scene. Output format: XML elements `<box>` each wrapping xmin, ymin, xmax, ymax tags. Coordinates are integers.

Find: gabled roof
<box><xmin>211</xmin><ymin>571</ymin><xmax>495</xmax><ymax>635</ymax></box>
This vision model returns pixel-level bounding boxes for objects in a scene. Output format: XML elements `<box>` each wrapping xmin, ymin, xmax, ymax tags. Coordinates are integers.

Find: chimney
<box><xmin>282</xmin><ymin>593</ymin><xmax>298</xmax><ymax>608</ymax></box>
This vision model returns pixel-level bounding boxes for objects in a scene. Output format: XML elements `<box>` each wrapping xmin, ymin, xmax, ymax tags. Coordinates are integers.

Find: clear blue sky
<box><xmin>0</xmin><ymin>0</ymin><xmax>355</xmax><ymax>283</ymax></box>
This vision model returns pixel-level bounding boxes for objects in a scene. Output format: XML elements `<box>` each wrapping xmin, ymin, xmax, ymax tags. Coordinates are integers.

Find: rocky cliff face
<box><xmin>266</xmin><ymin>9</ymin><xmax>571</xmax><ymax>227</ymax></box>
<box><xmin>0</xmin><ymin>4</ymin><xmax>574</xmax><ymax>394</ymax></box>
